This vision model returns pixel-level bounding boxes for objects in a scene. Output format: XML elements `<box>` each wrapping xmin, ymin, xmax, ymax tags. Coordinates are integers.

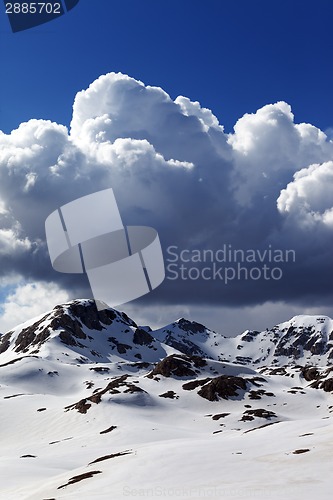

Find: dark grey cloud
<box><xmin>0</xmin><ymin>72</ymin><xmax>333</xmax><ymax>321</ymax></box>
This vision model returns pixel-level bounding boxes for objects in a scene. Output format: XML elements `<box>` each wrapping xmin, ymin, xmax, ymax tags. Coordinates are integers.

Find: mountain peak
<box><xmin>0</xmin><ymin>299</ymin><xmax>170</xmax><ymax>365</ymax></box>
<box><xmin>174</xmin><ymin>317</ymin><xmax>208</xmax><ymax>334</ymax></box>
<box><xmin>287</xmin><ymin>314</ymin><xmax>331</xmax><ymax>326</ymax></box>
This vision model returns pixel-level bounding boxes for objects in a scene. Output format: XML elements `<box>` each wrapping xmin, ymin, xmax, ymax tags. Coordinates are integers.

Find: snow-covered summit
<box><xmin>237</xmin><ymin>314</ymin><xmax>333</xmax><ymax>367</ymax></box>
<box><xmin>153</xmin><ymin>312</ymin><xmax>333</xmax><ymax>367</ymax></box>
<box><xmin>0</xmin><ymin>299</ymin><xmax>168</xmax><ymax>365</ymax></box>
<box><xmin>1</xmin><ymin>300</ymin><xmax>333</xmax><ymax>368</ymax></box>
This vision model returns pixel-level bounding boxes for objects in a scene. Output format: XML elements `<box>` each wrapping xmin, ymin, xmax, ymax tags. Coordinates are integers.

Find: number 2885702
<box><xmin>5</xmin><ymin>3</ymin><xmax>62</xmax><ymax>14</ymax></box>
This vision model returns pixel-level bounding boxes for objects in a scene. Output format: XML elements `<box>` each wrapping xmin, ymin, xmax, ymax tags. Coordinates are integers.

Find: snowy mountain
<box><xmin>0</xmin><ymin>300</ymin><xmax>333</xmax><ymax>499</ymax></box>
<box><xmin>154</xmin><ymin>314</ymin><xmax>333</xmax><ymax>367</ymax></box>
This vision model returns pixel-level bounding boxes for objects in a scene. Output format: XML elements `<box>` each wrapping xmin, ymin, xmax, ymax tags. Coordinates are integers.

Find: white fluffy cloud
<box><xmin>0</xmin><ymin>227</ymin><xmax>31</xmax><ymax>256</ymax></box>
<box><xmin>0</xmin><ymin>281</ymin><xmax>70</xmax><ymax>333</ymax></box>
<box><xmin>0</xmin><ymin>71</ymin><xmax>332</xmax><ymax>321</ymax></box>
<box><xmin>277</xmin><ymin>161</ymin><xmax>333</xmax><ymax>228</ymax></box>
<box><xmin>228</xmin><ymin>102</ymin><xmax>333</xmax><ymax>206</ymax></box>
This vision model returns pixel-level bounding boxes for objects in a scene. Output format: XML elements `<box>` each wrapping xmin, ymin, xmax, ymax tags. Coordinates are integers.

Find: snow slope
<box><xmin>0</xmin><ymin>300</ymin><xmax>333</xmax><ymax>499</ymax></box>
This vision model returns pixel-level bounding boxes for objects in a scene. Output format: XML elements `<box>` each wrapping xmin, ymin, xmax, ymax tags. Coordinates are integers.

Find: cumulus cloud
<box><xmin>0</xmin><ymin>226</ymin><xmax>31</xmax><ymax>256</ymax></box>
<box><xmin>228</xmin><ymin>102</ymin><xmax>333</xmax><ymax>206</ymax></box>
<box><xmin>277</xmin><ymin>161</ymin><xmax>333</xmax><ymax>228</ymax></box>
<box><xmin>0</xmin><ymin>281</ymin><xmax>70</xmax><ymax>333</ymax></box>
<box><xmin>0</xmin><ymin>71</ymin><xmax>332</xmax><ymax>324</ymax></box>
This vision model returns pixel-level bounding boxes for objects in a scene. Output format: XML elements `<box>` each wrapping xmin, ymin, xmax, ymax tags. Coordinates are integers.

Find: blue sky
<box><xmin>1</xmin><ymin>0</ymin><xmax>332</xmax><ymax>134</ymax></box>
<box><xmin>0</xmin><ymin>0</ymin><xmax>333</xmax><ymax>334</ymax></box>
